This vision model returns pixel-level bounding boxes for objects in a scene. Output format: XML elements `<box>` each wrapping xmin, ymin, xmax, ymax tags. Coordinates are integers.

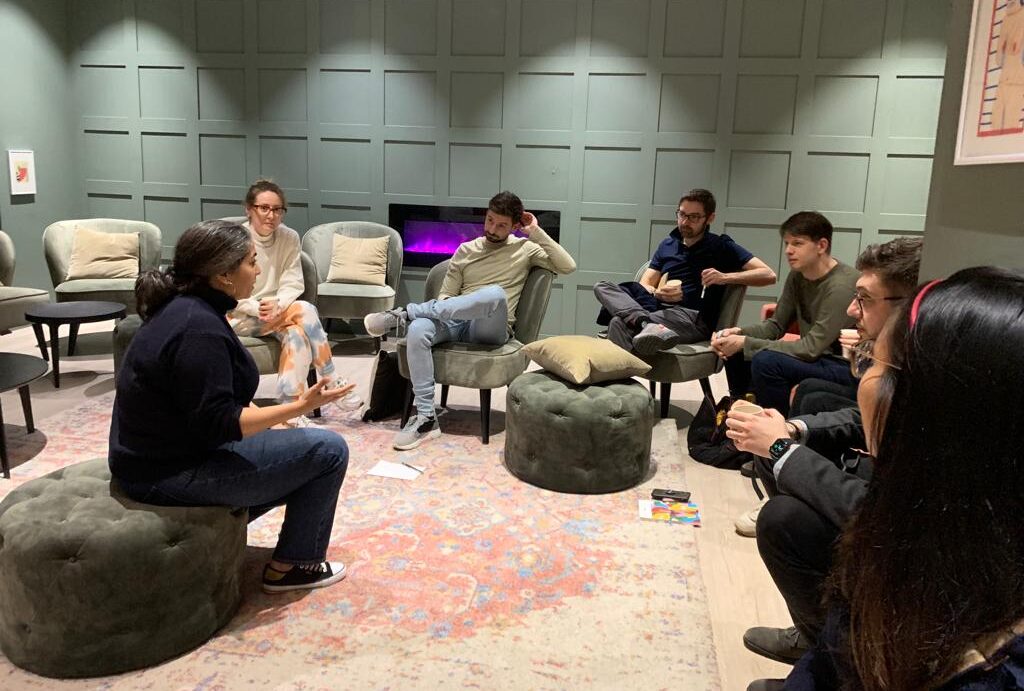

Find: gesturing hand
<box><xmin>298</xmin><ymin>378</ymin><xmax>356</xmax><ymax>414</ymax></box>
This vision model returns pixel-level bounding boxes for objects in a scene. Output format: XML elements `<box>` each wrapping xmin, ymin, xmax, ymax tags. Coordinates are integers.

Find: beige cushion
<box><xmin>522</xmin><ymin>335</ymin><xmax>651</xmax><ymax>385</ymax></box>
<box><xmin>325</xmin><ymin>234</ymin><xmax>389</xmax><ymax>286</ymax></box>
<box><xmin>65</xmin><ymin>227</ymin><xmax>140</xmax><ymax>281</ymax></box>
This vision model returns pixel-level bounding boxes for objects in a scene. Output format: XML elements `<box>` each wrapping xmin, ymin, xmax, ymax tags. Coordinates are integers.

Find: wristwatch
<box><xmin>769</xmin><ymin>437</ymin><xmax>796</xmax><ymax>461</ymax></box>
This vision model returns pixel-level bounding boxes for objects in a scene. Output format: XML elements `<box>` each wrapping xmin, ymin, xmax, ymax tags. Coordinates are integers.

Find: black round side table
<box><xmin>24</xmin><ymin>301</ymin><xmax>127</xmax><ymax>388</ymax></box>
<box><xmin>0</xmin><ymin>353</ymin><xmax>48</xmax><ymax>477</ymax></box>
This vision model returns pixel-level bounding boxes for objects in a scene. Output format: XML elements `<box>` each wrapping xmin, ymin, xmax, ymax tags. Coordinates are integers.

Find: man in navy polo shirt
<box><xmin>594</xmin><ymin>188</ymin><xmax>776</xmax><ymax>355</ymax></box>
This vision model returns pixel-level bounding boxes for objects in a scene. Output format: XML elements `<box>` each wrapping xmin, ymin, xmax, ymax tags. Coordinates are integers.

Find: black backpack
<box><xmin>361</xmin><ymin>350</ymin><xmax>412</xmax><ymax>422</ymax></box>
<box><xmin>686</xmin><ymin>395</ymin><xmax>753</xmax><ymax>470</ymax></box>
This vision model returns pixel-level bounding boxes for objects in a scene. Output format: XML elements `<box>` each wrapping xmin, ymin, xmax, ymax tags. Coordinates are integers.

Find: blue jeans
<box><xmin>119</xmin><ymin>428</ymin><xmax>348</xmax><ymax>566</ymax></box>
<box><xmin>725</xmin><ymin>349</ymin><xmax>856</xmax><ymax>416</ymax></box>
<box><xmin>405</xmin><ymin>285</ymin><xmax>509</xmax><ymax>417</ymax></box>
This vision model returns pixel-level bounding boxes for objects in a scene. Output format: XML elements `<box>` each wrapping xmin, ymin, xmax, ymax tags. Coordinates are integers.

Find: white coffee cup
<box><xmin>730</xmin><ymin>401</ymin><xmax>764</xmax><ymax>416</ymax></box>
<box><xmin>840</xmin><ymin>328</ymin><xmax>859</xmax><ymax>360</ymax></box>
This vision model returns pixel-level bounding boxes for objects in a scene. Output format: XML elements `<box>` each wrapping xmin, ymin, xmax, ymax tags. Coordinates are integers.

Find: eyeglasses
<box><xmin>853</xmin><ymin>294</ymin><xmax>904</xmax><ymax>313</ymax></box>
<box><xmin>252</xmin><ymin>204</ymin><xmax>287</xmax><ymax>216</ymax></box>
<box><xmin>676</xmin><ymin>211</ymin><xmax>706</xmax><ymax>222</ymax></box>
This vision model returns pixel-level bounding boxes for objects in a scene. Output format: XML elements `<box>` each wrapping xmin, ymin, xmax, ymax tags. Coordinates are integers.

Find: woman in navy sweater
<box><xmin>110</xmin><ymin>219</ymin><xmax>354</xmax><ymax>593</ymax></box>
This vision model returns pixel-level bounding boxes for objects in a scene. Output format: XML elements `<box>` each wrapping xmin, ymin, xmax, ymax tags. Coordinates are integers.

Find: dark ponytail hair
<box><xmin>135</xmin><ymin>220</ymin><xmax>252</xmax><ymax>320</ymax></box>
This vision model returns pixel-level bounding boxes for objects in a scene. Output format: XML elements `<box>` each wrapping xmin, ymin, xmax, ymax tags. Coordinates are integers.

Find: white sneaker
<box><xmin>735</xmin><ymin>497</ymin><xmax>768</xmax><ymax>537</ymax></box>
<box><xmin>329</xmin><ymin>376</ymin><xmax>363</xmax><ymax>412</ymax></box>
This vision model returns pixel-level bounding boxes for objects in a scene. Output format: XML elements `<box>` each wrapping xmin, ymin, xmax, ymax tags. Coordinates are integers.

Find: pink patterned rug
<box><xmin>0</xmin><ymin>395</ymin><xmax>720</xmax><ymax>690</ymax></box>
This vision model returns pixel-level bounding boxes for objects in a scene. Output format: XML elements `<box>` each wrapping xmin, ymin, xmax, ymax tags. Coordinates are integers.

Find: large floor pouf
<box><xmin>505</xmin><ymin>371</ymin><xmax>655</xmax><ymax>493</ymax></box>
<box><xmin>0</xmin><ymin>458</ymin><xmax>247</xmax><ymax>678</ymax></box>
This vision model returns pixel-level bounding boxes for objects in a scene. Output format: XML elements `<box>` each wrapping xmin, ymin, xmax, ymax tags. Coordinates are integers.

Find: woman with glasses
<box><xmin>744</xmin><ymin>267</ymin><xmax>1024</xmax><ymax>690</ymax></box>
<box><xmin>229</xmin><ymin>179</ymin><xmax>359</xmax><ymax>426</ymax></box>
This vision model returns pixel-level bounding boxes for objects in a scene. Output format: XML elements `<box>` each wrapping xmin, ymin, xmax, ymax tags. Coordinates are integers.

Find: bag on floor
<box><xmin>686</xmin><ymin>395</ymin><xmax>752</xmax><ymax>470</ymax></box>
<box><xmin>361</xmin><ymin>350</ymin><xmax>411</xmax><ymax>422</ymax></box>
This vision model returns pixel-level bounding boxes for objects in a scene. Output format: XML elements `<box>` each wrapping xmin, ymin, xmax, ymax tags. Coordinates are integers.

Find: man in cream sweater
<box><xmin>365</xmin><ymin>191</ymin><xmax>576</xmax><ymax>450</ymax></box>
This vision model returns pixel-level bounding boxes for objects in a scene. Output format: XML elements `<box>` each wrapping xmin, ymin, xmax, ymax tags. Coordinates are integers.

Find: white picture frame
<box><xmin>955</xmin><ymin>0</ymin><xmax>1024</xmax><ymax>165</ymax></box>
<box><xmin>7</xmin><ymin>149</ymin><xmax>37</xmax><ymax>195</ymax></box>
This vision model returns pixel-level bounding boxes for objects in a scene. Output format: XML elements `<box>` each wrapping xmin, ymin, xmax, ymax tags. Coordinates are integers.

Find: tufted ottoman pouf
<box><xmin>0</xmin><ymin>458</ymin><xmax>247</xmax><ymax>678</ymax></box>
<box><xmin>505</xmin><ymin>371</ymin><xmax>655</xmax><ymax>493</ymax></box>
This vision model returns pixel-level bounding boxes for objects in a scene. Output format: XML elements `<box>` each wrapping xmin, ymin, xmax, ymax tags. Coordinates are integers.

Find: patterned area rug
<box><xmin>0</xmin><ymin>395</ymin><xmax>720</xmax><ymax>690</ymax></box>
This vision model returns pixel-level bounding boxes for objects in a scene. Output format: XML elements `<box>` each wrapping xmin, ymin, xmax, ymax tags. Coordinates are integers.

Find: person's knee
<box><xmin>481</xmin><ymin>284</ymin><xmax>506</xmax><ymax>305</ymax></box>
<box><xmin>306</xmin><ymin>429</ymin><xmax>349</xmax><ymax>475</ymax></box>
<box><xmin>751</xmin><ymin>350</ymin><xmax>790</xmax><ymax>380</ymax></box>
<box><xmin>406</xmin><ymin>317</ymin><xmax>434</xmax><ymax>348</ymax></box>
<box><xmin>755</xmin><ymin>495</ymin><xmax>810</xmax><ymax>553</ymax></box>
<box><xmin>593</xmin><ymin>280</ymin><xmax>614</xmax><ymax>294</ymax></box>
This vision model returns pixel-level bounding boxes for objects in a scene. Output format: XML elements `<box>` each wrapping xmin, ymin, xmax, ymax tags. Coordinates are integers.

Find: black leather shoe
<box><xmin>743</xmin><ymin>625</ymin><xmax>811</xmax><ymax>664</ymax></box>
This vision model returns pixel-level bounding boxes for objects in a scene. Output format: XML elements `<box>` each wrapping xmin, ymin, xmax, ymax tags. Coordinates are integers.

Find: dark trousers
<box><xmin>724</xmin><ymin>349</ymin><xmax>856</xmax><ymax>416</ymax></box>
<box><xmin>756</xmin><ymin>494</ymin><xmax>839</xmax><ymax>643</ymax></box>
<box><xmin>791</xmin><ymin>378</ymin><xmax>857</xmax><ymax>417</ymax></box>
<box><xmin>593</xmin><ymin>280</ymin><xmax>709</xmax><ymax>353</ymax></box>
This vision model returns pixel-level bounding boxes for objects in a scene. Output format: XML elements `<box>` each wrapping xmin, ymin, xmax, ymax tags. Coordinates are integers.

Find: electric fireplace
<box><xmin>389</xmin><ymin>204</ymin><xmax>561</xmax><ymax>268</ymax></box>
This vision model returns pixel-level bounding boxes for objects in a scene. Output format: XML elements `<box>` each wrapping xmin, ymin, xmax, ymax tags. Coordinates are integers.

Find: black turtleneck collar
<box><xmin>190</xmin><ymin>283</ymin><xmax>238</xmax><ymax>315</ymax></box>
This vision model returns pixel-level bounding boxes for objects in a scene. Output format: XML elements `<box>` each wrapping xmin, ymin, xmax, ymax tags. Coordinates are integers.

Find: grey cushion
<box><xmin>504</xmin><ymin>371</ymin><xmax>654</xmax><ymax>494</ymax></box>
<box><xmin>0</xmin><ymin>286</ymin><xmax>49</xmax><ymax>331</ymax></box>
<box><xmin>0</xmin><ymin>458</ymin><xmax>246</xmax><ymax>678</ymax></box>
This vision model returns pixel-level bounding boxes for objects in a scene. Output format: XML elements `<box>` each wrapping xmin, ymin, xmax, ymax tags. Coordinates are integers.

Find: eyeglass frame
<box><xmin>675</xmin><ymin>210</ymin><xmax>707</xmax><ymax>223</ymax></box>
<box><xmin>251</xmin><ymin>203</ymin><xmax>288</xmax><ymax>216</ymax></box>
<box><xmin>853</xmin><ymin>293</ymin><xmax>904</xmax><ymax>313</ymax></box>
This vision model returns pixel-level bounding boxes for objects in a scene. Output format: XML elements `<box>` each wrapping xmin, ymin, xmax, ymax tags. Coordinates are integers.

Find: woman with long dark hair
<box><xmin>757</xmin><ymin>267</ymin><xmax>1024</xmax><ymax>690</ymax></box>
<box><xmin>109</xmin><ymin>220</ymin><xmax>356</xmax><ymax>593</ymax></box>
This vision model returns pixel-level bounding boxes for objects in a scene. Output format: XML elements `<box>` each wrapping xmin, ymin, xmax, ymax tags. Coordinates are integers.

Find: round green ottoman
<box><xmin>0</xmin><ymin>458</ymin><xmax>247</xmax><ymax>678</ymax></box>
<box><xmin>504</xmin><ymin>371</ymin><xmax>655</xmax><ymax>493</ymax></box>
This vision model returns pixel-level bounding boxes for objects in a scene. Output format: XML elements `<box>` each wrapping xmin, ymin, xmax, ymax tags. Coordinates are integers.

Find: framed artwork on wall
<box><xmin>955</xmin><ymin>0</ymin><xmax>1024</xmax><ymax>165</ymax></box>
<box><xmin>7</xmin><ymin>150</ymin><xmax>37</xmax><ymax>195</ymax></box>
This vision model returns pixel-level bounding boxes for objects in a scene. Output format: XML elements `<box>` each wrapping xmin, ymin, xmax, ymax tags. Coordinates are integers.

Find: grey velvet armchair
<box><xmin>301</xmin><ymin>221</ymin><xmax>403</xmax><ymax>351</ymax></box>
<box><xmin>42</xmin><ymin>219</ymin><xmax>161</xmax><ymax>314</ymax></box>
<box><xmin>396</xmin><ymin>260</ymin><xmax>555</xmax><ymax>444</ymax></box>
<box><xmin>630</xmin><ymin>263</ymin><xmax>747</xmax><ymax>417</ymax></box>
<box><xmin>0</xmin><ymin>230</ymin><xmax>50</xmax><ymax>341</ymax></box>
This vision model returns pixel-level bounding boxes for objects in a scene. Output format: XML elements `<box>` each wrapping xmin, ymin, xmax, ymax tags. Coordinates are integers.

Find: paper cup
<box><xmin>840</xmin><ymin>328</ymin><xmax>858</xmax><ymax>360</ymax></box>
<box><xmin>664</xmin><ymin>279</ymin><xmax>682</xmax><ymax>288</ymax></box>
<box><xmin>730</xmin><ymin>401</ymin><xmax>764</xmax><ymax>416</ymax></box>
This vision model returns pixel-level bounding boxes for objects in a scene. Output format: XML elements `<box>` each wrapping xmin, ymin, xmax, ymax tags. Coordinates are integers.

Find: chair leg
<box><xmin>751</xmin><ymin>476</ymin><xmax>765</xmax><ymax>501</ymax></box>
<box><xmin>649</xmin><ymin>380</ymin><xmax>656</xmax><ymax>397</ymax></box>
<box><xmin>440</xmin><ymin>384</ymin><xmax>450</xmax><ymax>408</ymax></box>
<box><xmin>308</xmin><ymin>369</ymin><xmax>321</xmax><ymax>418</ymax></box>
<box><xmin>373</xmin><ymin>336</ymin><xmax>381</xmax><ymax>353</ymax></box>
<box><xmin>400</xmin><ymin>383</ymin><xmax>414</xmax><ymax>427</ymax></box>
<box><xmin>698</xmin><ymin>376</ymin><xmax>714</xmax><ymax>403</ymax></box>
<box><xmin>479</xmin><ymin>389</ymin><xmax>491</xmax><ymax>444</ymax></box>
<box><xmin>659</xmin><ymin>382</ymin><xmax>671</xmax><ymax>418</ymax></box>
<box><xmin>67</xmin><ymin>323</ymin><xmax>80</xmax><ymax>356</ymax></box>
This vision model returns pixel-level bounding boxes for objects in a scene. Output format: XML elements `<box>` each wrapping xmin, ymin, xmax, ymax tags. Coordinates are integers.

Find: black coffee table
<box><xmin>24</xmin><ymin>301</ymin><xmax>127</xmax><ymax>388</ymax></box>
<box><xmin>0</xmin><ymin>353</ymin><xmax>49</xmax><ymax>478</ymax></box>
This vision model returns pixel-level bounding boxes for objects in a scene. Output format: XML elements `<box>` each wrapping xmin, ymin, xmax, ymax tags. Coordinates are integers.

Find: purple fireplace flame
<box><xmin>403</xmin><ymin>220</ymin><xmax>486</xmax><ymax>255</ymax></box>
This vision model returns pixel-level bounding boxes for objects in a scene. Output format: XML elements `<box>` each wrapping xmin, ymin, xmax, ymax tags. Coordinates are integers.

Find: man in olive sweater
<box><xmin>711</xmin><ymin>211</ymin><xmax>857</xmax><ymax>415</ymax></box>
<box><xmin>364</xmin><ymin>191</ymin><xmax>576</xmax><ymax>450</ymax></box>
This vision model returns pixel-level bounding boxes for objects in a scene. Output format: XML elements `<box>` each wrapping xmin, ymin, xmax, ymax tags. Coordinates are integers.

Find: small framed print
<box><xmin>8</xmin><ymin>150</ymin><xmax>37</xmax><ymax>195</ymax></box>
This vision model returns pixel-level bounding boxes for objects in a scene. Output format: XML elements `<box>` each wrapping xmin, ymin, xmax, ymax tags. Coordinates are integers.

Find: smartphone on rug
<box><xmin>651</xmin><ymin>488</ymin><xmax>691</xmax><ymax>503</ymax></box>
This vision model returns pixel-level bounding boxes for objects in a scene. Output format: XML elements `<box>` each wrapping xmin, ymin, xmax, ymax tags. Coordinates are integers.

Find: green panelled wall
<box><xmin>5</xmin><ymin>0</ymin><xmax>949</xmax><ymax>328</ymax></box>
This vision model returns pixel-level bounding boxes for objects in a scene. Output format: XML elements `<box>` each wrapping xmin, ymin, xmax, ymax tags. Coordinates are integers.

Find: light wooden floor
<box><xmin>0</xmin><ymin>321</ymin><xmax>792</xmax><ymax>690</ymax></box>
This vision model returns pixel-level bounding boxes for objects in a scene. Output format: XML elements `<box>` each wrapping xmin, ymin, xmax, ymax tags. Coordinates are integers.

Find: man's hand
<box><xmin>518</xmin><ymin>211</ymin><xmax>538</xmax><ymax>237</ymax></box>
<box><xmin>725</xmin><ymin>408</ymin><xmax>789</xmax><ymax>458</ymax></box>
<box><xmin>711</xmin><ymin>328</ymin><xmax>744</xmax><ymax>358</ymax></box>
<box><xmin>700</xmin><ymin>268</ymin><xmax>729</xmax><ymax>286</ymax></box>
<box><xmin>654</xmin><ymin>282</ymin><xmax>683</xmax><ymax>303</ymax></box>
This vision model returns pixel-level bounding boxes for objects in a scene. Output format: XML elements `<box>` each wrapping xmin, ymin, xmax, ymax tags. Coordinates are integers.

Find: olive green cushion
<box><xmin>0</xmin><ymin>458</ymin><xmax>246</xmax><ymax>678</ymax></box>
<box><xmin>504</xmin><ymin>371</ymin><xmax>655</xmax><ymax>494</ymax></box>
<box><xmin>522</xmin><ymin>335</ymin><xmax>650</xmax><ymax>385</ymax></box>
